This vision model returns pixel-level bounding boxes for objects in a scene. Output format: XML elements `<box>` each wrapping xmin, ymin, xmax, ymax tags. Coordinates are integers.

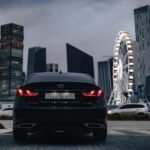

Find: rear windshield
<box><xmin>25</xmin><ymin>73</ymin><xmax>95</xmax><ymax>85</ymax></box>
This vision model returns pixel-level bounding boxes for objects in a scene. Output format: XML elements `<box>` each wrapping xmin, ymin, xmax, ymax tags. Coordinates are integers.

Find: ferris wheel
<box><xmin>112</xmin><ymin>31</ymin><xmax>134</xmax><ymax>105</ymax></box>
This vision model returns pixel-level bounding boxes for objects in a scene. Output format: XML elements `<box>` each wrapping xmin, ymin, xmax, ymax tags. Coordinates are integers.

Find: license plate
<box><xmin>45</xmin><ymin>92</ymin><xmax>75</xmax><ymax>99</ymax></box>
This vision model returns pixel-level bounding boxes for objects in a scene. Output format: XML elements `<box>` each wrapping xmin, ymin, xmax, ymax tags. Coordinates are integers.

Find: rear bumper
<box><xmin>13</xmin><ymin>107</ymin><xmax>107</xmax><ymax>132</ymax></box>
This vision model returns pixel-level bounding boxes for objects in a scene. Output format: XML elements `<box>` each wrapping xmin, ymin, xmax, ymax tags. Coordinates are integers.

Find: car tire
<box><xmin>137</xmin><ymin>113</ymin><xmax>148</xmax><ymax>118</ymax></box>
<box><xmin>93</xmin><ymin>126</ymin><xmax>107</xmax><ymax>142</ymax></box>
<box><xmin>13</xmin><ymin>128</ymin><xmax>27</xmax><ymax>141</ymax></box>
<box><xmin>137</xmin><ymin>113</ymin><xmax>144</xmax><ymax>116</ymax></box>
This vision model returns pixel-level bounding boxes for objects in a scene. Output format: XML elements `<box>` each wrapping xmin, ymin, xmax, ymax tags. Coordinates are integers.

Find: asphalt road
<box><xmin>0</xmin><ymin>121</ymin><xmax>150</xmax><ymax>150</ymax></box>
<box><xmin>0</xmin><ymin>120</ymin><xmax>13</xmax><ymax>129</ymax></box>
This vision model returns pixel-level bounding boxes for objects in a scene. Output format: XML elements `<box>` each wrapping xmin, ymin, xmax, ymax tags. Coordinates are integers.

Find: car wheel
<box><xmin>13</xmin><ymin>128</ymin><xmax>27</xmax><ymax>141</ymax></box>
<box><xmin>93</xmin><ymin>126</ymin><xmax>107</xmax><ymax>142</ymax></box>
<box><xmin>137</xmin><ymin>113</ymin><xmax>148</xmax><ymax>118</ymax></box>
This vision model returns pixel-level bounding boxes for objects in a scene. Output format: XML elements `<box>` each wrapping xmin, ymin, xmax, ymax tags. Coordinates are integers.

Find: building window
<box><xmin>10</xmin><ymin>89</ymin><xmax>17</xmax><ymax>93</ymax></box>
<box><xmin>142</xmin><ymin>43</ymin><xmax>144</xmax><ymax>50</ymax></box>
<box><xmin>142</xmin><ymin>31</ymin><xmax>144</xmax><ymax>38</ymax></box>
<box><xmin>11</xmin><ymin>70</ymin><xmax>22</xmax><ymax>76</ymax></box>
<box><xmin>12</xmin><ymin>49</ymin><xmax>23</xmax><ymax>57</ymax></box>
<box><xmin>50</xmin><ymin>64</ymin><xmax>52</xmax><ymax>68</ymax></box>
<box><xmin>12</xmin><ymin>61</ymin><xmax>19</xmax><ymax>65</ymax></box>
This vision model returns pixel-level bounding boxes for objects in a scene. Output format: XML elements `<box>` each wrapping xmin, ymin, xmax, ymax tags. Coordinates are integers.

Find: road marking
<box><xmin>0</xmin><ymin>128</ymin><xmax>12</xmax><ymax>134</ymax></box>
<box><xmin>131</xmin><ymin>130</ymin><xmax>150</xmax><ymax>135</ymax></box>
<box><xmin>108</xmin><ymin>130</ymin><xmax>127</xmax><ymax>135</ymax></box>
<box><xmin>0</xmin><ymin>128</ymin><xmax>150</xmax><ymax>137</ymax></box>
<box><xmin>108</xmin><ymin>128</ymin><xmax>150</xmax><ymax>136</ymax></box>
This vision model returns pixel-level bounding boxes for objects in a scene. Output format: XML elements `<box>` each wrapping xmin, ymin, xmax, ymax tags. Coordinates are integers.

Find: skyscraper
<box><xmin>0</xmin><ymin>23</ymin><xmax>24</xmax><ymax>100</ymax></box>
<box><xmin>27</xmin><ymin>47</ymin><xmax>46</xmax><ymax>76</ymax></box>
<box><xmin>132</xmin><ymin>41</ymin><xmax>140</xmax><ymax>92</ymax></box>
<box><xmin>66</xmin><ymin>43</ymin><xmax>94</xmax><ymax>78</ymax></box>
<box><xmin>134</xmin><ymin>5</ymin><xmax>150</xmax><ymax>92</ymax></box>
<box><xmin>145</xmin><ymin>76</ymin><xmax>150</xmax><ymax>101</ymax></box>
<box><xmin>98</xmin><ymin>58</ymin><xmax>113</xmax><ymax>99</ymax></box>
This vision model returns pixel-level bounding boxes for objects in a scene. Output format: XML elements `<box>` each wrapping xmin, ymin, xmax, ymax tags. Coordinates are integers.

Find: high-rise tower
<box><xmin>0</xmin><ymin>23</ymin><xmax>24</xmax><ymax>100</ymax></box>
<box><xmin>27</xmin><ymin>47</ymin><xmax>46</xmax><ymax>76</ymax></box>
<box><xmin>134</xmin><ymin>5</ymin><xmax>150</xmax><ymax>88</ymax></box>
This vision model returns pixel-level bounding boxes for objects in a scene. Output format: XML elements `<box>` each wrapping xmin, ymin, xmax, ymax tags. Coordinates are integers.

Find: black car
<box><xmin>13</xmin><ymin>72</ymin><xmax>107</xmax><ymax>141</ymax></box>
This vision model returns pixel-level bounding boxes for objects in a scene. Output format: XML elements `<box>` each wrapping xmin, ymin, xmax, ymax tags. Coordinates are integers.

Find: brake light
<box><xmin>97</xmin><ymin>89</ymin><xmax>103</xmax><ymax>97</ymax></box>
<box><xmin>83</xmin><ymin>89</ymin><xmax>103</xmax><ymax>97</ymax></box>
<box><xmin>17</xmin><ymin>89</ymin><xmax>24</xmax><ymax>96</ymax></box>
<box><xmin>17</xmin><ymin>88</ymin><xmax>39</xmax><ymax>97</ymax></box>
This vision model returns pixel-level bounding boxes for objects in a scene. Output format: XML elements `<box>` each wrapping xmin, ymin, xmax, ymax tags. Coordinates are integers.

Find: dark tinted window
<box><xmin>120</xmin><ymin>105</ymin><xmax>131</xmax><ymax>109</ymax></box>
<box><xmin>26</xmin><ymin>73</ymin><xmax>95</xmax><ymax>84</ymax></box>
<box><xmin>120</xmin><ymin>104</ymin><xmax>145</xmax><ymax>109</ymax></box>
<box><xmin>133</xmin><ymin>104</ymin><xmax>145</xmax><ymax>108</ymax></box>
<box><xmin>3</xmin><ymin>108</ymin><xmax>13</xmax><ymax>111</ymax></box>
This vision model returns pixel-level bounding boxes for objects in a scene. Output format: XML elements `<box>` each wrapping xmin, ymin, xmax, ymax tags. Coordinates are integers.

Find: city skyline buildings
<box><xmin>0</xmin><ymin>2</ymin><xmax>150</xmax><ymax>102</ymax></box>
<box><xmin>0</xmin><ymin>23</ymin><xmax>24</xmax><ymax>100</ymax></box>
<box><xmin>1</xmin><ymin>0</ymin><xmax>149</xmax><ymax>75</ymax></box>
<box><xmin>134</xmin><ymin>5</ymin><xmax>150</xmax><ymax>98</ymax></box>
<box><xmin>27</xmin><ymin>47</ymin><xmax>46</xmax><ymax>76</ymax></box>
<box><xmin>98</xmin><ymin>58</ymin><xmax>113</xmax><ymax>99</ymax></box>
<box><xmin>66</xmin><ymin>43</ymin><xmax>94</xmax><ymax>78</ymax></box>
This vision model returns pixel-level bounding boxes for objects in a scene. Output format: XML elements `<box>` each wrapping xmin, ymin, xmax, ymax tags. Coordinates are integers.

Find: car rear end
<box><xmin>13</xmin><ymin>73</ymin><xmax>107</xmax><ymax>141</ymax></box>
<box><xmin>136</xmin><ymin>104</ymin><xmax>149</xmax><ymax>115</ymax></box>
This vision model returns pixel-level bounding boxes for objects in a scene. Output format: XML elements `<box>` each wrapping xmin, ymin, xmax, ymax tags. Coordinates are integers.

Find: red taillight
<box><xmin>83</xmin><ymin>89</ymin><xmax>103</xmax><ymax>97</ymax></box>
<box><xmin>97</xmin><ymin>89</ymin><xmax>103</xmax><ymax>97</ymax></box>
<box><xmin>17</xmin><ymin>88</ymin><xmax>24</xmax><ymax>96</ymax></box>
<box><xmin>17</xmin><ymin>88</ymin><xmax>39</xmax><ymax>97</ymax></box>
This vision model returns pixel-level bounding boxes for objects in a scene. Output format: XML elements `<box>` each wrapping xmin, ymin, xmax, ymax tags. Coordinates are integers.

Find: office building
<box><xmin>0</xmin><ymin>23</ymin><xmax>24</xmax><ymax>100</ymax></box>
<box><xmin>98</xmin><ymin>58</ymin><xmax>113</xmax><ymax>99</ymax></box>
<box><xmin>47</xmin><ymin>63</ymin><xmax>59</xmax><ymax>72</ymax></box>
<box><xmin>66</xmin><ymin>43</ymin><xmax>94</xmax><ymax>78</ymax></box>
<box><xmin>134</xmin><ymin>5</ymin><xmax>150</xmax><ymax>92</ymax></box>
<box><xmin>145</xmin><ymin>76</ymin><xmax>150</xmax><ymax>101</ymax></box>
<box><xmin>27</xmin><ymin>47</ymin><xmax>46</xmax><ymax>76</ymax></box>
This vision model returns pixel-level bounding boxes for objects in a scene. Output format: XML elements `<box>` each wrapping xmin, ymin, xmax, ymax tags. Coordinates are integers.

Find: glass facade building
<box><xmin>145</xmin><ymin>76</ymin><xmax>150</xmax><ymax>101</ymax></box>
<box><xmin>134</xmin><ymin>6</ymin><xmax>150</xmax><ymax>92</ymax></box>
<box><xmin>0</xmin><ymin>23</ymin><xmax>24</xmax><ymax>100</ymax></box>
<box><xmin>66</xmin><ymin>43</ymin><xmax>94</xmax><ymax>78</ymax></box>
<box><xmin>98</xmin><ymin>58</ymin><xmax>113</xmax><ymax>100</ymax></box>
<box><xmin>27</xmin><ymin>47</ymin><xmax>46</xmax><ymax>76</ymax></box>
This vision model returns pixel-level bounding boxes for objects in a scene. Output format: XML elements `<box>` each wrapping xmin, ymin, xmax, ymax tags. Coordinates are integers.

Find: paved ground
<box><xmin>0</xmin><ymin>121</ymin><xmax>150</xmax><ymax>150</ymax></box>
<box><xmin>0</xmin><ymin>120</ymin><xmax>13</xmax><ymax>129</ymax></box>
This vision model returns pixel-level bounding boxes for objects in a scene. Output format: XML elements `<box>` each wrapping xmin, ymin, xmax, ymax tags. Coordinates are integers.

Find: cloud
<box><xmin>0</xmin><ymin>0</ymin><xmax>150</xmax><ymax>81</ymax></box>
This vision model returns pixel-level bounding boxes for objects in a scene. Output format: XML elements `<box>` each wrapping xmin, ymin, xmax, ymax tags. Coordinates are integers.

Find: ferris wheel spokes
<box><xmin>111</xmin><ymin>31</ymin><xmax>134</xmax><ymax>105</ymax></box>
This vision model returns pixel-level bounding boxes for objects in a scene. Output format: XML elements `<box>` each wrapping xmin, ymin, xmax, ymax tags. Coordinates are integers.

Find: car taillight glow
<box><xmin>17</xmin><ymin>88</ymin><xmax>39</xmax><ymax>97</ymax></box>
<box><xmin>17</xmin><ymin>89</ymin><xmax>24</xmax><ymax>96</ymax></box>
<box><xmin>97</xmin><ymin>89</ymin><xmax>103</xmax><ymax>97</ymax></box>
<box><xmin>83</xmin><ymin>89</ymin><xmax>103</xmax><ymax>97</ymax></box>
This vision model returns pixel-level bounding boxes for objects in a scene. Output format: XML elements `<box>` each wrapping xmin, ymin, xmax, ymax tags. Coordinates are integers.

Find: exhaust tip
<box><xmin>84</xmin><ymin>123</ymin><xmax>104</xmax><ymax>129</ymax></box>
<box><xmin>17</xmin><ymin>123</ymin><xmax>36</xmax><ymax>129</ymax></box>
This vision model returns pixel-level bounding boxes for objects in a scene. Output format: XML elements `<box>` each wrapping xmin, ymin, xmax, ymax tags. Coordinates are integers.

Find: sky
<box><xmin>0</xmin><ymin>0</ymin><xmax>150</xmax><ymax>80</ymax></box>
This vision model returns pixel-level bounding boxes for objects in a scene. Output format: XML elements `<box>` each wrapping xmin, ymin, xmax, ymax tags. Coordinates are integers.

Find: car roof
<box><xmin>25</xmin><ymin>72</ymin><xmax>96</xmax><ymax>85</ymax></box>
